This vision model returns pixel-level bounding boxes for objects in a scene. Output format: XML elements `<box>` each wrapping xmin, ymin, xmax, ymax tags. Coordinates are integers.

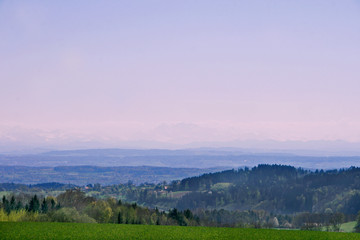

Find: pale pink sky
<box><xmin>0</xmin><ymin>1</ymin><xmax>360</xmax><ymax>147</ymax></box>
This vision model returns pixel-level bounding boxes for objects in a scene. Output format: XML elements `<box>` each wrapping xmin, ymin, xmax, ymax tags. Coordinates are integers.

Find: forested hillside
<box><xmin>119</xmin><ymin>165</ymin><xmax>360</xmax><ymax>215</ymax></box>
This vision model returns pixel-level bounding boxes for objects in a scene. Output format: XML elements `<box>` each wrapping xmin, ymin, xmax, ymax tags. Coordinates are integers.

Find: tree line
<box><xmin>0</xmin><ymin>189</ymin><xmax>201</xmax><ymax>226</ymax></box>
<box><xmin>2</xmin><ymin>189</ymin><xmax>359</xmax><ymax>231</ymax></box>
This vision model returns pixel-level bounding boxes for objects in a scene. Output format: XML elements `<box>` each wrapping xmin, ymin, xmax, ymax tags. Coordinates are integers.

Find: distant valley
<box><xmin>0</xmin><ymin>165</ymin><xmax>228</xmax><ymax>185</ymax></box>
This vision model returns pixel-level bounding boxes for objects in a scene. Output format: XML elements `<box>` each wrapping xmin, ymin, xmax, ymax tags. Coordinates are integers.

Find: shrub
<box><xmin>50</xmin><ymin>207</ymin><xmax>96</xmax><ymax>223</ymax></box>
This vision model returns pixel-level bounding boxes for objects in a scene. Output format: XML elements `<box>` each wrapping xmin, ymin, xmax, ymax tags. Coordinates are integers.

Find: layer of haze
<box><xmin>0</xmin><ymin>1</ymin><xmax>360</xmax><ymax>149</ymax></box>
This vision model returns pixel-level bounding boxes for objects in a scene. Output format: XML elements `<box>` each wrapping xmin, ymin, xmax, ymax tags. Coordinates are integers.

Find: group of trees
<box><xmin>292</xmin><ymin>212</ymin><xmax>345</xmax><ymax>231</ymax></box>
<box><xmin>0</xmin><ymin>189</ymin><xmax>198</xmax><ymax>226</ymax></box>
<box><xmin>2</xmin><ymin>195</ymin><xmax>58</xmax><ymax>214</ymax></box>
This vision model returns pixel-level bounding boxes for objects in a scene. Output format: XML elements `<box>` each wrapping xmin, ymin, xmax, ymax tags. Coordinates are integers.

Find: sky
<box><xmin>0</xmin><ymin>0</ymin><xmax>360</xmax><ymax>149</ymax></box>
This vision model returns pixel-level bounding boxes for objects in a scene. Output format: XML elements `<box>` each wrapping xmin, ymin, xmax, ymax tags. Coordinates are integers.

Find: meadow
<box><xmin>1</xmin><ymin>222</ymin><xmax>360</xmax><ymax>240</ymax></box>
<box><xmin>340</xmin><ymin>221</ymin><xmax>357</xmax><ymax>232</ymax></box>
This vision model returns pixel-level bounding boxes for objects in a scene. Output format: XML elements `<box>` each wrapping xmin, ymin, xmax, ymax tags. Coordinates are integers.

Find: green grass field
<box><xmin>320</xmin><ymin>221</ymin><xmax>356</xmax><ymax>233</ymax></box>
<box><xmin>1</xmin><ymin>222</ymin><xmax>360</xmax><ymax>240</ymax></box>
<box><xmin>341</xmin><ymin>221</ymin><xmax>357</xmax><ymax>232</ymax></box>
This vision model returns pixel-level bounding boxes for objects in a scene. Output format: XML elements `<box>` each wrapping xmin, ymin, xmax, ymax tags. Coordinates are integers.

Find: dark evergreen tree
<box><xmin>15</xmin><ymin>200</ymin><xmax>23</xmax><ymax>210</ymax></box>
<box><xmin>2</xmin><ymin>196</ymin><xmax>10</xmax><ymax>214</ymax></box>
<box><xmin>50</xmin><ymin>199</ymin><xmax>56</xmax><ymax>209</ymax></box>
<box><xmin>28</xmin><ymin>195</ymin><xmax>40</xmax><ymax>212</ymax></box>
<box><xmin>41</xmin><ymin>198</ymin><xmax>48</xmax><ymax>213</ymax></box>
<box><xmin>117</xmin><ymin>212</ymin><xmax>123</xmax><ymax>224</ymax></box>
<box><xmin>10</xmin><ymin>196</ymin><xmax>16</xmax><ymax>210</ymax></box>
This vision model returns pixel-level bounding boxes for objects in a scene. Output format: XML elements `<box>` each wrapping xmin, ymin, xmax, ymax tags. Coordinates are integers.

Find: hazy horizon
<box><xmin>1</xmin><ymin>1</ymin><xmax>359</xmax><ymax>150</ymax></box>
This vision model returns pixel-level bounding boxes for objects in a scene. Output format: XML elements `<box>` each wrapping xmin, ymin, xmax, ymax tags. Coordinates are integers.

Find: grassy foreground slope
<box><xmin>1</xmin><ymin>222</ymin><xmax>360</xmax><ymax>240</ymax></box>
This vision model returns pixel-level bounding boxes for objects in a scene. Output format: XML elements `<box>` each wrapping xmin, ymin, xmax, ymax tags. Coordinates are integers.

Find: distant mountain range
<box><xmin>1</xmin><ymin>147</ymin><xmax>360</xmax><ymax>170</ymax></box>
<box><xmin>2</xmin><ymin>139</ymin><xmax>360</xmax><ymax>156</ymax></box>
